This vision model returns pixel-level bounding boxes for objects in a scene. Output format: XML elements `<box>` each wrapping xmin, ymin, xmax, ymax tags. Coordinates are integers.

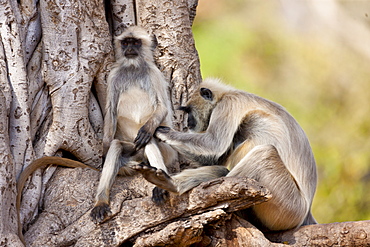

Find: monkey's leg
<box><xmin>227</xmin><ymin>144</ymin><xmax>308</xmax><ymax>231</ymax></box>
<box><xmin>157</xmin><ymin>141</ymin><xmax>178</xmax><ymax>168</ymax></box>
<box><xmin>172</xmin><ymin>165</ymin><xmax>229</xmax><ymax>194</ymax></box>
<box><xmin>144</xmin><ymin>139</ymin><xmax>168</xmax><ymax>173</ymax></box>
<box><xmin>91</xmin><ymin>139</ymin><xmax>127</xmax><ymax>224</ymax></box>
<box><xmin>133</xmin><ymin>163</ymin><xmax>228</xmax><ymax>204</ymax></box>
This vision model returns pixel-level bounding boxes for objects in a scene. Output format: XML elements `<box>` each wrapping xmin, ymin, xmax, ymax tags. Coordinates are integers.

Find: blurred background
<box><xmin>192</xmin><ymin>0</ymin><xmax>370</xmax><ymax>224</ymax></box>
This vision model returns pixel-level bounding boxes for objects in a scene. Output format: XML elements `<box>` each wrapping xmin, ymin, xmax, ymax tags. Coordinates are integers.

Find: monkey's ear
<box><xmin>200</xmin><ymin>88</ymin><xmax>213</xmax><ymax>101</ymax></box>
<box><xmin>151</xmin><ymin>35</ymin><xmax>158</xmax><ymax>50</ymax></box>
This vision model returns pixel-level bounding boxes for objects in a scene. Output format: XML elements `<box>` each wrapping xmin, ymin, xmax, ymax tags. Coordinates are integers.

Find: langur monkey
<box><xmin>90</xmin><ymin>26</ymin><xmax>177</xmax><ymax>223</ymax></box>
<box><xmin>133</xmin><ymin>78</ymin><xmax>317</xmax><ymax>231</ymax></box>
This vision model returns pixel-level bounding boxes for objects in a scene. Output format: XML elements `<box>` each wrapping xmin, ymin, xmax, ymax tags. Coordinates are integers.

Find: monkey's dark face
<box><xmin>180</xmin><ymin>87</ymin><xmax>215</xmax><ymax>132</ymax></box>
<box><xmin>121</xmin><ymin>38</ymin><xmax>142</xmax><ymax>58</ymax></box>
<box><xmin>179</xmin><ymin>106</ymin><xmax>197</xmax><ymax>130</ymax></box>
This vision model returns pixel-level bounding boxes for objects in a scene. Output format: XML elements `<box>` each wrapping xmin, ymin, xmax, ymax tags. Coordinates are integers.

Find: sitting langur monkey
<box><xmin>90</xmin><ymin>26</ymin><xmax>177</xmax><ymax>223</ymax></box>
<box><xmin>134</xmin><ymin>78</ymin><xmax>317</xmax><ymax>231</ymax></box>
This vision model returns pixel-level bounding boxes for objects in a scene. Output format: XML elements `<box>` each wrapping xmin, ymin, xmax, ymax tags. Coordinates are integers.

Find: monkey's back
<box><xmin>201</xmin><ymin>78</ymin><xmax>316</xmax><ymax>203</ymax></box>
<box><xmin>224</xmin><ymin>90</ymin><xmax>317</xmax><ymax>205</ymax></box>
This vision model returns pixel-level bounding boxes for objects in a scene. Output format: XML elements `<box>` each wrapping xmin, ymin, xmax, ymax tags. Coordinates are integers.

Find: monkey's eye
<box><xmin>200</xmin><ymin>88</ymin><xmax>213</xmax><ymax>101</ymax></box>
<box><xmin>133</xmin><ymin>40</ymin><xmax>142</xmax><ymax>47</ymax></box>
<box><xmin>122</xmin><ymin>42</ymin><xmax>128</xmax><ymax>46</ymax></box>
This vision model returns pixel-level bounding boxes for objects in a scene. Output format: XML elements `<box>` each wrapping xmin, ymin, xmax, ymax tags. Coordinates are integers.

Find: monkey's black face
<box><xmin>179</xmin><ymin>87</ymin><xmax>215</xmax><ymax>132</ymax></box>
<box><xmin>121</xmin><ymin>38</ymin><xmax>142</xmax><ymax>58</ymax></box>
<box><xmin>179</xmin><ymin>106</ymin><xmax>197</xmax><ymax>130</ymax></box>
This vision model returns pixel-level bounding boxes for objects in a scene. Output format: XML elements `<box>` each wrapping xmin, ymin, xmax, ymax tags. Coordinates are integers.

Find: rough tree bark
<box><xmin>1</xmin><ymin>0</ymin><xmax>200</xmax><ymax>245</ymax></box>
<box><xmin>1</xmin><ymin>0</ymin><xmax>369</xmax><ymax>246</ymax></box>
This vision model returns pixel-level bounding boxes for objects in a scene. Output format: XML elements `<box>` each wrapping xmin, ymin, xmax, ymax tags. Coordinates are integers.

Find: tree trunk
<box><xmin>1</xmin><ymin>0</ymin><xmax>369</xmax><ymax>246</ymax></box>
<box><xmin>1</xmin><ymin>0</ymin><xmax>200</xmax><ymax>245</ymax></box>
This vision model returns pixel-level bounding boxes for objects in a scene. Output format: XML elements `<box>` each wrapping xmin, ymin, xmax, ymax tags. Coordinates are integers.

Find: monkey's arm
<box><xmin>103</xmin><ymin>104</ymin><xmax>116</xmax><ymax>150</ymax></box>
<box><xmin>156</xmin><ymin>99</ymin><xmax>243</xmax><ymax>158</ymax></box>
<box><xmin>103</xmin><ymin>72</ymin><xmax>121</xmax><ymax>149</ymax></box>
<box><xmin>16</xmin><ymin>156</ymin><xmax>98</xmax><ymax>244</ymax></box>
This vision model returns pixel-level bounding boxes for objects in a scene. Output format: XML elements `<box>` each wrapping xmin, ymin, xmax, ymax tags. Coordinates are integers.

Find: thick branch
<box><xmin>134</xmin><ymin>209</ymin><xmax>228</xmax><ymax>247</ymax></box>
<box><xmin>135</xmin><ymin>210</ymin><xmax>370</xmax><ymax>247</ymax></box>
<box><xmin>74</xmin><ymin>177</ymin><xmax>270</xmax><ymax>247</ymax></box>
<box><xmin>266</xmin><ymin>220</ymin><xmax>370</xmax><ymax>246</ymax></box>
<box><xmin>25</xmin><ymin>176</ymin><xmax>270</xmax><ymax>246</ymax></box>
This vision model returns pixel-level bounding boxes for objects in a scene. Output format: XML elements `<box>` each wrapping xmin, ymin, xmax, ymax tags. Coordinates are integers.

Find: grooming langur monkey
<box><xmin>90</xmin><ymin>26</ymin><xmax>177</xmax><ymax>223</ymax></box>
<box><xmin>134</xmin><ymin>78</ymin><xmax>317</xmax><ymax>231</ymax></box>
<box><xmin>16</xmin><ymin>156</ymin><xmax>99</xmax><ymax>244</ymax></box>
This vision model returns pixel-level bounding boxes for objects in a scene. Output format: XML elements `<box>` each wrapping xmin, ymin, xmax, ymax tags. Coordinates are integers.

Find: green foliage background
<box><xmin>192</xmin><ymin>1</ymin><xmax>370</xmax><ymax>224</ymax></box>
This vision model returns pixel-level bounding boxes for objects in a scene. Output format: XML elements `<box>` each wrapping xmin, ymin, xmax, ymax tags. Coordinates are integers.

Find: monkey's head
<box><xmin>180</xmin><ymin>78</ymin><xmax>232</xmax><ymax>132</ymax></box>
<box><xmin>114</xmin><ymin>26</ymin><xmax>157</xmax><ymax>65</ymax></box>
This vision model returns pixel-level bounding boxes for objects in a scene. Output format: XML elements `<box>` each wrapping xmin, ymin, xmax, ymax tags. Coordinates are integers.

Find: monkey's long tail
<box><xmin>16</xmin><ymin>156</ymin><xmax>99</xmax><ymax>245</ymax></box>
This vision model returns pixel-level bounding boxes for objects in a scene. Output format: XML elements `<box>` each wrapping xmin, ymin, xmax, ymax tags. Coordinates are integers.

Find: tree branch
<box><xmin>21</xmin><ymin>167</ymin><xmax>370</xmax><ymax>247</ymax></box>
<box><xmin>266</xmin><ymin>220</ymin><xmax>370</xmax><ymax>246</ymax></box>
<box><xmin>25</xmin><ymin>175</ymin><xmax>270</xmax><ymax>246</ymax></box>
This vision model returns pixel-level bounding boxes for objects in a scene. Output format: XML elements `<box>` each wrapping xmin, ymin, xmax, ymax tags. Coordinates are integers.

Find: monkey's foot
<box><xmin>131</xmin><ymin>162</ymin><xmax>178</xmax><ymax>193</ymax></box>
<box><xmin>90</xmin><ymin>202</ymin><xmax>112</xmax><ymax>224</ymax></box>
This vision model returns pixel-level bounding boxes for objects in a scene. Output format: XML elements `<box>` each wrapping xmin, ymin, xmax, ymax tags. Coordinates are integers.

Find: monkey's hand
<box><xmin>154</xmin><ymin>126</ymin><xmax>171</xmax><ymax>142</ymax></box>
<box><xmin>134</xmin><ymin>124</ymin><xmax>154</xmax><ymax>150</ymax></box>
